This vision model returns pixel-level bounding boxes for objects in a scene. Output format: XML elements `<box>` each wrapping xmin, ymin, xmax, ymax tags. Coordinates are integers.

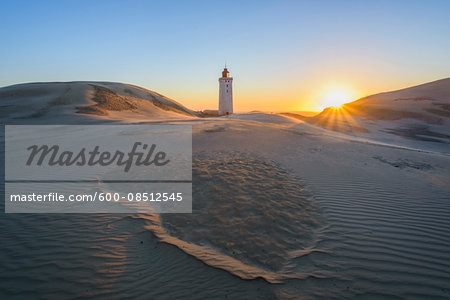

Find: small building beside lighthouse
<box><xmin>218</xmin><ymin>67</ymin><xmax>233</xmax><ymax>115</ymax></box>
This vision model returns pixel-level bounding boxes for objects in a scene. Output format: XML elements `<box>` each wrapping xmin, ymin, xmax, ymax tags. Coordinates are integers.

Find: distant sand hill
<box><xmin>283</xmin><ymin>78</ymin><xmax>450</xmax><ymax>144</ymax></box>
<box><xmin>0</xmin><ymin>81</ymin><xmax>197</xmax><ymax>124</ymax></box>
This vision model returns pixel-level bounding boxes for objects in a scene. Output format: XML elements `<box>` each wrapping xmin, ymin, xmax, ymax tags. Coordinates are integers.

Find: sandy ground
<box><xmin>1</xmin><ymin>82</ymin><xmax>450</xmax><ymax>299</ymax></box>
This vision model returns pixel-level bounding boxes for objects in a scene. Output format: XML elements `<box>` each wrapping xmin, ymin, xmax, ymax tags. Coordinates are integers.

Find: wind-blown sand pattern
<box><xmin>1</xmin><ymin>81</ymin><xmax>450</xmax><ymax>299</ymax></box>
<box><xmin>159</xmin><ymin>153</ymin><xmax>323</xmax><ymax>283</ymax></box>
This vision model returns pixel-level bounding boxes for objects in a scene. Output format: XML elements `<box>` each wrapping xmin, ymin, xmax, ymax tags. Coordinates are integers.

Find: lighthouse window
<box><xmin>226</xmin><ymin>84</ymin><xmax>228</xmax><ymax>87</ymax></box>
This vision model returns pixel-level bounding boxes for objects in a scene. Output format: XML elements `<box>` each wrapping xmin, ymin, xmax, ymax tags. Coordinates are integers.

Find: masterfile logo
<box><xmin>26</xmin><ymin>142</ymin><xmax>170</xmax><ymax>172</ymax></box>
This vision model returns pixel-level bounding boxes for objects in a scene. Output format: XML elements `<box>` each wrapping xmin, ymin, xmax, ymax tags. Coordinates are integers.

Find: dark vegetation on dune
<box><xmin>76</xmin><ymin>84</ymin><xmax>197</xmax><ymax>117</ymax></box>
<box><xmin>76</xmin><ymin>84</ymin><xmax>136</xmax><ymax>116</ymax></box>
<box><xmin>120</xmin><ymin>84</ymin><xmax>197</xmax><ymax>116</ymax></box>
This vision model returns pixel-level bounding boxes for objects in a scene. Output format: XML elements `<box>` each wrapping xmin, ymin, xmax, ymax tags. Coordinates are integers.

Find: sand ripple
<box><xmin>276</xmin><ymin>168</ymin><xmax>450</xmax><ymax>298</ymax></box>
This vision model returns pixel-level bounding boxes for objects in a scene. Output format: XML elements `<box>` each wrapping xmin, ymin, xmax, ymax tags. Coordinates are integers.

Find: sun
<box><xmin>321</xmin><ymin>89</ymin><xmax>353</xmax><ymax>109</ymax></box>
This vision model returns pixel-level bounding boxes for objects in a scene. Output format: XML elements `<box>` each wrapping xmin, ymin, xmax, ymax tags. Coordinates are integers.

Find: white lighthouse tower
<box><xmin>218</xmin><ymin>66</ymin><xmax>233</xmax><ymax>115</ymax></box>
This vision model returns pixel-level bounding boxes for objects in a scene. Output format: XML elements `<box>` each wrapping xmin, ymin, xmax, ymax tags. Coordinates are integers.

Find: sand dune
<box><xmin>0</xmin><ymin>81</ymin><xmax>197</xmax><ymax>124</ymax></box>
<box><xmin>317</xmin><ymin>77</ymin><xmax>450</xmax><ymax>122</ymax></box>
<box><xmin>283</xmin><ymin>78</ymin><xmax>450</xmax><ymax>153</ymax></box>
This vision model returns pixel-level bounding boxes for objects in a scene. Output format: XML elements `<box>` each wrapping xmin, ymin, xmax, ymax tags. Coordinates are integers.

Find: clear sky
<box><xmin>1</xmin><ymin>0</ymin><xmax>449</xmax><ymax>111</ymax></box>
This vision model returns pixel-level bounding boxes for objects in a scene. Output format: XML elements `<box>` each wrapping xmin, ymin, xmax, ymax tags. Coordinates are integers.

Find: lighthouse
<box><xmin>218</xmin><ymin>67</ymin><xmax>233</xmax><ymax>115</ymax></box>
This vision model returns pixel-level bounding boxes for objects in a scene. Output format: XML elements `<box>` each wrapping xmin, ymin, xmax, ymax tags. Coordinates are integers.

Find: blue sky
<box><xmin>1</xmin><ymin>0</ymin><xmax>449</xmax><ymax>111</ymax></box>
